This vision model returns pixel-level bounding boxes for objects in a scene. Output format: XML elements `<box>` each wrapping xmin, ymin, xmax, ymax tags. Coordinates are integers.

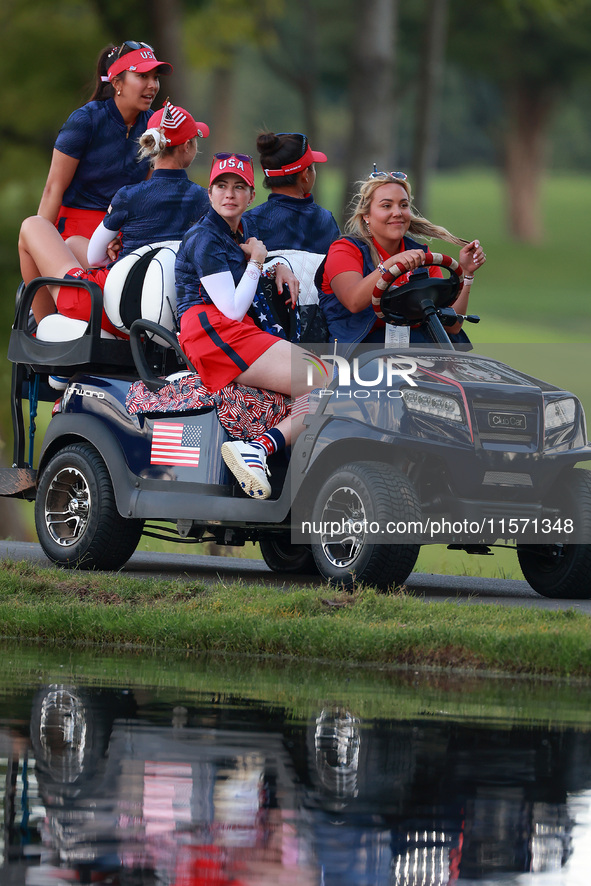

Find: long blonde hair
<box><xmin>344</xmin><ymin>173</ymin><xmax>468</xmax><ymax>267</ymax></box>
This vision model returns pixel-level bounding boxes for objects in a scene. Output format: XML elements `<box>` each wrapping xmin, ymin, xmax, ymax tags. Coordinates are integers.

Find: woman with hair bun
<box><xmin>37</xmin><ymin>41</ymin><xmax>173</xmax><ymax>261</ymax></box>
<box><xmin>245</xmin><ymin>131</ymin><xmax>339</xmax><ymax>253</ymax></box>
<box><xmin>245</xmin><ymin>131</ymin><xmax>340</xmax><ymax>341</ymax></box>
<box><xmin>19</xmin><ymin>103</ymin><xmax>209</xmax><ymax>327</ymax></box>
<box><xmin>86</xmin><ymin>103</ymin><xmax>210</xmax><ymax>265</ymax></box>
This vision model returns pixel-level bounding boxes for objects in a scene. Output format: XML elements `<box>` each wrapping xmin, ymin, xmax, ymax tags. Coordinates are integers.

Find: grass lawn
<box><xmin>2</xmin><ymin>558</ymin><xmax>591</xmax><ymax>679</ymax></box>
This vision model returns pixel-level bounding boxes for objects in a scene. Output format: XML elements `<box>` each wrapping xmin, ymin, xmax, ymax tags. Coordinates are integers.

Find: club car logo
<box><xmin>305</xmin><ymin>354</ymin><xmax>418</xmax><ymax>394</ymax></box>
<box><xmin>488</xmin><ymin>411</ymin><xmax>527</xmax><ymax>429</ymax></box>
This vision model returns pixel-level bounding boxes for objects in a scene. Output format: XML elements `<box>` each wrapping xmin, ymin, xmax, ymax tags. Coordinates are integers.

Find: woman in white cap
<box><xmin>19</xmin><ymin>103</ymin><xmax>209</xmax><ymax>329</ymax></box>
<box><xmin>175</xmin><ymin>153</ymin><xmax>323</xmax><ymax>501</ymax></box>
<box><xmin>37</xmin><ymin>41</ymin><xmax>173</xmax><ymax>260</ymax></box>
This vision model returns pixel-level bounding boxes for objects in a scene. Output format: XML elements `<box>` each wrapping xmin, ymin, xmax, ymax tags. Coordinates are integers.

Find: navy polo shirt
<box><xmin>103</xmin><ymin>170</ymin><xmax>210</xmax><ymax>259</ymax></box>
<box><xmin>54</xmin><ymin>98</ymin><xmax>154</xmax><ymax>211</ymax></box>
<box><xmin>245</xmin><ymin>193</ymin><xmax>340</xmax><ymax>253</ymax></box>
<box><xmin>175</xmin><ymin>208</ymin><xmax>254</xmax><ymax>320</ymax></box>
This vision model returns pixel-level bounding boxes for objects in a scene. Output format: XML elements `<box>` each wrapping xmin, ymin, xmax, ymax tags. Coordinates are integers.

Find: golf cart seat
<box><xmin>8</xmin><ymin>241</ymin><xmax>181</xmax><ymax>376</ymax></box>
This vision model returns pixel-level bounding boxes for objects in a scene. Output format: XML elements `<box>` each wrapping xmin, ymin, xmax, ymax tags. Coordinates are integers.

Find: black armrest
<box><xmin>8</xmin><ymin>276</ymin><xmax>134</xmax><ymax>373</ymax></box>
<box><xmin>14</xmin><ymin>276</ymin><xmax>104</xmax><ymax>338</ymax></box>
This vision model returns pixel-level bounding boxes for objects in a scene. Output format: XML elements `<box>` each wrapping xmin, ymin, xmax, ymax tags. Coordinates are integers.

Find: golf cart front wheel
<box><xmin>517</xmin><ymin>469</ymin><xmax>591</xmax><ymax>599</ymax></box>
<box><xmin>310</xmin><ymin>461</ymin><xmax>421</xmax><ymax>592</ymax></box>
<box><xmin>517</xmin><ymin>544</ymin><xmax>591</xmax><ymax>599</ymax></box>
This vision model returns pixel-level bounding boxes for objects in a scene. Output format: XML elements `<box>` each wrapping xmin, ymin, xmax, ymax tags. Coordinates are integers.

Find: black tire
<box><xmin>260</xmin><ymin>535</ymin><xmax>319</xmax><ymax>574</ymax></box>
<box><xmin>35</xmin><ymin>442</ymin><xmax>143</xmax><ymax>570</ymax></box>
<box><xmin>517</xmin><ymin>470</ymin><xmax>591</xmax><ymax>599</ymax></box>
<box><xmin>310</xmin><ymin>462</ymin><xmax>421</xmax><ymax>591</ymax></box>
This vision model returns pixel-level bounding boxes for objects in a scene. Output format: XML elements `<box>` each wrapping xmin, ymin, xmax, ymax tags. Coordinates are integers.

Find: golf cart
<box><xmin>2</xmin><ymin>245</ymin><xmax>591</xmax><ymax>599</ymax></box>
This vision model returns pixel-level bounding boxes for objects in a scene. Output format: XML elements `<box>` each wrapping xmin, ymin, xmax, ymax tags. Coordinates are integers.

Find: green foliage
<box><xmin>0</xmin><ymin>0</ymin><xmax>108</xmax><ymax>143</ymax></box>
<box><xmin>183</xmin><ymin>0</ymin><xmax>284</xmax><ymax>68</ymax></box>
<box><xmin>449</xmin><ymin>0</ymin><xmax>591</xmax><ymax>86</ymax></box>
<box><xmin>6</xmin><ymin>637</ymin><xmax>591</xmax><ymax>727</ymax></box>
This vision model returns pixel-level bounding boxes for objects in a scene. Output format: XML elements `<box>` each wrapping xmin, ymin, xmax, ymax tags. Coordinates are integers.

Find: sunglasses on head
<box><xmin>117</xmin><ymin>41</ymin><xmax>154</xmax><ymax>58</ymax></box>
<box><xmin>212</xmin><ymin>152</ymin><xmax>254</xmax><ymax>167</ymax></box>
<box><xmin>369</xmin><ymin>164</ymin><xmax>408</xmax><ymax>181</ymax></box>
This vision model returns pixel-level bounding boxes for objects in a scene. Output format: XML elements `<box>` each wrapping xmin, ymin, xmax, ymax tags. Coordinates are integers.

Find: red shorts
<box><xmin>57</xmin><ymin>267</ymin><xmax>126</xmax><ymax>338</ymax></box>
<box><xmin>179</xmin><ymin>303</ymin><xmax>281</xmax><ymax>392</ymax></box>
<box><xmin>56</xmin><ymin>206</ymin><xmax>105</xmax><ymax>240</ymax></box>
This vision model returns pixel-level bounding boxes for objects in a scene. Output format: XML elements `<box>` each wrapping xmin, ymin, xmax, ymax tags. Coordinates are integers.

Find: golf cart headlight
<box><xmin>402</xmin><ymin>388</ymin><xmax>464</xmax><ymax>422</ymax></box>
<box><xmin>545</xmin><ymin>397</ymin><xmax>576</xmax><ymax>430</ymax></box>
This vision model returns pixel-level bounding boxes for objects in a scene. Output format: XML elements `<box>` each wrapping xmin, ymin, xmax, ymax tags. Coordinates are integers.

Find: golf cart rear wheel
<box><xmin>260</xmin><ymin>535</ymin><xmax>318</xmax><ymax>574</ymax></box>
<box><xmin>517</xmin><ymin>470</ymin><xmax>591</xmax><ymax>599</ymax></box>
<box><xmin>310</xmin><ymin>462</ymin><xmax>421</xmax><ymax>592</ymax></box>
<box><xmin>35</xmin><ymin>442</ymin><xmax>143</xmax><ymax>570</ymax></box>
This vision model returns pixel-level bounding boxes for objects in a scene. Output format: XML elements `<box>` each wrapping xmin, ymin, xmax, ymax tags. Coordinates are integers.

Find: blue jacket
<box><xmin>318</xmin><ymin>235</ymin><xmax>470</xmax><ymax>347</ymax></box>
<box><xmin>175</xmin><ymin>207</ymin><xmax>255</xmax><ymax>320</ymax></box>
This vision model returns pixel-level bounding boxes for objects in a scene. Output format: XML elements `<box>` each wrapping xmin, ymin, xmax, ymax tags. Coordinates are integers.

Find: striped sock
<box><xmin>252</xmin><ymin>427</ymin><xmax>286</xmax><ymax>456</ymax></box>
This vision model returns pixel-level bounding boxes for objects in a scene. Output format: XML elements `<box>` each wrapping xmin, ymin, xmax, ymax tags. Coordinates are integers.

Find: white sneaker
<box><xmin>221</xmin><ymin>441</ymin><xmax>272</xmax><ymax>499</ymax></box>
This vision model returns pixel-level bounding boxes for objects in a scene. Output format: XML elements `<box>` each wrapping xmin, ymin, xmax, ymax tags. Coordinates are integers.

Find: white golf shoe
<box><xmin>221</xmin><ymin>441</ymin><xmax>272</xmax><ymax>499</ymax></box>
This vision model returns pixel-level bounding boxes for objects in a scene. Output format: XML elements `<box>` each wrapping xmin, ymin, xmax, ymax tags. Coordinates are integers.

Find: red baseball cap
<box><xmin>263</xmin><ymin>133</ymin><xmax>327</xmax><ymax>178</ymax></box>
<box><xmin>108</xmin><ymin>46</ymin><xmax>173</xmax><ymax>82</ymax></box>
<box><xmin>148</xmin><ymin>104</ymin><xmax>209</xmax><ymax>145</ymax></box>
<box><xmin>209</xmin><ymin>153</ymin><xmax>255</xmax><ymax>188</ymax></box>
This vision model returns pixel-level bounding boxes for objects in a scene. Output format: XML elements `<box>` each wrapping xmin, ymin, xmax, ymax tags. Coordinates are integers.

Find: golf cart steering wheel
<box><xmin>372</xmin><ymin>253</ymin><xmax>464</xmax><ymax>325</ymax></box>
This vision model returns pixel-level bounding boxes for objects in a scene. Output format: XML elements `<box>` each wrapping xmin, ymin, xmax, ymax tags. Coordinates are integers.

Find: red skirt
<box><xmin>56</xmin><ymin>206</ymin><xmax>106</xmax><ymax>240</ymax></box>
<box><xmin>57</xmin><ymin>267</ymin><xmax>126</xmax><ymax>338</ymax></box>
<box><xmin>179</xmin><ymin>303</ymin><xmax>281</xmax><ymax>393</ymax></box>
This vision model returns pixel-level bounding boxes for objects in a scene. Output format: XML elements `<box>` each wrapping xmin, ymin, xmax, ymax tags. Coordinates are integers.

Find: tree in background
<box><xmin>411</xmin><ymin>0</ymin><xmax>450</xmax><ymax>213</ymax></box>
<box><xmin>448</xmin><ymin>0</ymin><xmax>591</xmax><ymax>242</ymax></box>
<box><xmin>183</xmin><ymin>0</ymin><xmax>284</xmax><ymax>154</ymax></box>
<box><xmin>342</xmin><ymin>0</ymin><xmax>399</xmax><ymax>219</ymax></box>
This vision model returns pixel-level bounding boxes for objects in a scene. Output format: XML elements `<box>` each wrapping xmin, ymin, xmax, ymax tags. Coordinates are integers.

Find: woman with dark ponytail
<box><xmin>37</xmin><ymin>41</ymin><xmax>173</xmax><ymax>264</ymax></box>
<box><xmin>244</xmin><ymin>131</ymin><xmax>340</xmax><ymax>341</ymax></box>
<box><xmin>245</xmin><ymin>131</ymin><xmax>339</xmax><ymax>254</ymax></box>
<box><xmin>87</xmin><ymin>45</ymin><xmax>119</xmax><ymax>103</ymax></box>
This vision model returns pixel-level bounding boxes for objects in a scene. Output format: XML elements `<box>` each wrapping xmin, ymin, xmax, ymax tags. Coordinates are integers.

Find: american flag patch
<box><xmin>150</xmin><ymin>422</ymin><xmax>201</xmax><ymax>466</ymax></box>
<box><xmin>162</xmin><ymin>103</ymin><xmax>187</xmax><ymax>130</ymax></box>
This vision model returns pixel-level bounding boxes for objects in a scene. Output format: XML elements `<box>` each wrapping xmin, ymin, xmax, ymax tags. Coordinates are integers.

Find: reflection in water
<box><xmin>1</xmin><ymin>672</ymin><xmax>591</xmax><ymax>885</ymax></box>
<box><xmin>315</xmin><ymin>708</ymin><xmax>360</xmax><ymax>803</ymax></box>
<box><xmin>37</xmin><ymin>686</ymin><xmax>88</xmax><ymax>784</ymax></box>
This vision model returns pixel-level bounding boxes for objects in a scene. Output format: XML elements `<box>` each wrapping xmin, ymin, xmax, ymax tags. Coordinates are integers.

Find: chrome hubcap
<box><xmin>44</xmin><ymin>467</ymin><xmax>91</xmax><ymax>547</ymax></box>
<box><xmin>320</xmin><ymin>486</ymin><xmax>367</xmax><ymax>568</ymax></box>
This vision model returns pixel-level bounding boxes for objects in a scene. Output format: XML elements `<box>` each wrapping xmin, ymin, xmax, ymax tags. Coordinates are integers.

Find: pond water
<box><xmin>2</xmin><ymin>644</ymin><xmax>591</xmax><ymax>886</ymax></box>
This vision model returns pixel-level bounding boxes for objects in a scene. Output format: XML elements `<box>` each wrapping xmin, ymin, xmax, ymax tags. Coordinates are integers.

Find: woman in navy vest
<box><xmin>319</xmin><ymin>170</ymin><xmax>486</xmax><ymax>346</ymax></box>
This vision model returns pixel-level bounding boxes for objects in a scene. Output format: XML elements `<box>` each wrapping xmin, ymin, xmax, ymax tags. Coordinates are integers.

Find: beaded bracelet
<box><xmin>463</xmin><ymin>274</ymin><xmax>475</xmax><ymax>284</ymax></box>
<box><xmin>248</xmin><ymin>259</ymin><xmax>264</xmax><ymax>272</ymax></box>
